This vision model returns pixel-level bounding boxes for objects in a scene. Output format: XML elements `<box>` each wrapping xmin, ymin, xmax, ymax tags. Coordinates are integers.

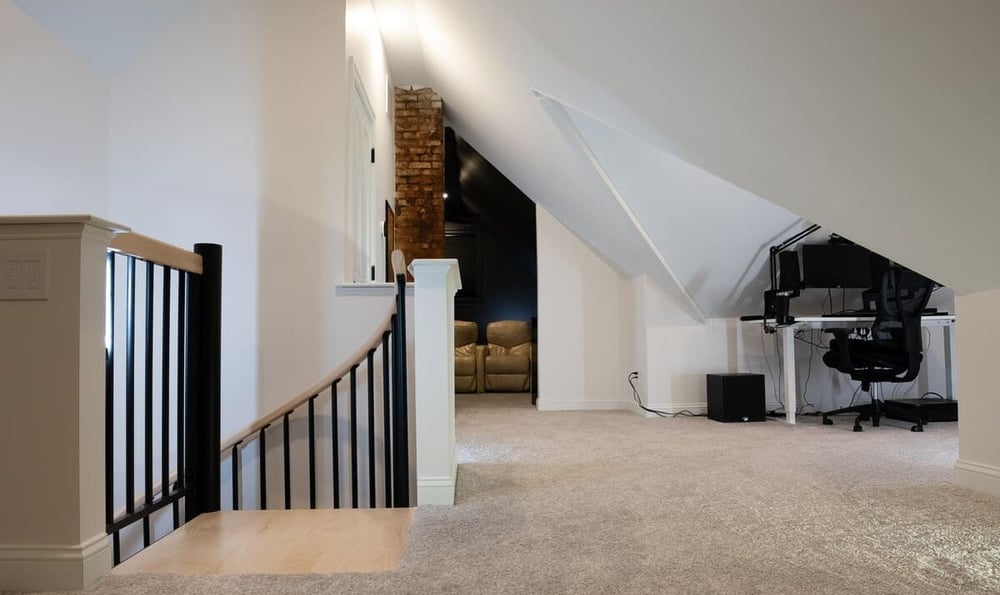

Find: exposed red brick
<box><xmin>393</xmin><ymin>86</ymin><xmax>445</xmax><ymax>275</ymax></box>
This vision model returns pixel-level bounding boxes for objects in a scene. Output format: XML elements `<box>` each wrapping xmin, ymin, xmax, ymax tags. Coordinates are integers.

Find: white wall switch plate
<box><xmin>0</xmin><ymin>251</ymin><xmax>48</xmax><ymax>301</ymax></box>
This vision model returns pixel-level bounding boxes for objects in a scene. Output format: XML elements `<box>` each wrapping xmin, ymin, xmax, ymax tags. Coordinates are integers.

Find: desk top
<box><xmin>742</xmin><ymin>314</ymin><xmax>956</xmax><ymax>328</ymax></box>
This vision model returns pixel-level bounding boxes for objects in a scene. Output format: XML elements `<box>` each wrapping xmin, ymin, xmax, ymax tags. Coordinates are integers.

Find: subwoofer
<box><xmin>706</xmin><ymin>373</ymin><xmax>766</xmax><ymax>422</ymax></box>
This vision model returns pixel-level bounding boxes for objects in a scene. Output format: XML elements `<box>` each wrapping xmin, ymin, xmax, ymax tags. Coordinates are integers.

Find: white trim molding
<box><xmin>955</xmin><ymin>459</ymin><xmax>1000</xmax><ymax>498</ymax></box>
<box><xmin>335</xmin><ymin>282</ymin><xmax>414</xmax><ymax>297</ymax></box>
<box><xmin>628</xmin><ymin>401</ymin><xmax>709</xmax><ymax>418</ymax></box>
<box><xmin>0</xmin><ymin>533</ymin><xmax>111</xmax><ymax>591</ymax></box>
<box><xmin>417</xmin><ymin>474</ymin><xmax>457</xmax><ymax>506</ymax></box>
<box><xmin>412</xmin><ymin>259</ymin><xmax>461</xmax><ymax>508</ymax></box>
<box><xmin>537</xmin><ymin>399</ymin><xmax>633</xmax><ymax>412</ymax></box>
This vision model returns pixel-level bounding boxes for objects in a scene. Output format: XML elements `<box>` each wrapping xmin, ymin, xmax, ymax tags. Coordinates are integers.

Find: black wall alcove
<box><xmin>444</xmin><ymin>128</ymin><xmax>537</xmax><ymax>344</ymax></box>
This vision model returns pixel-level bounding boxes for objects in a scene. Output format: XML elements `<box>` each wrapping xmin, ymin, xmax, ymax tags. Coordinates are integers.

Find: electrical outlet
<box><xmin>0</xmin><ymin>251</ymin><xmax>48</xmax><ymax>301</ymax></box>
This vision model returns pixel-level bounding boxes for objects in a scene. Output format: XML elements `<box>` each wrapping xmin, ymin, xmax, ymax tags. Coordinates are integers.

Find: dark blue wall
<box><xmin>444</xmin><ymin>128</ymin><xmax>537</xmax><ymax>344</ymax></box>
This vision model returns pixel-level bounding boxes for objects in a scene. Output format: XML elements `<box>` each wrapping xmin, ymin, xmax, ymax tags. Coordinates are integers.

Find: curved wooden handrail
<box><xmin>219</xmin><ymin>250</ymin><xmax>408</xmax><ymax>453</ymax></box>
<box><xmin>109</xmin><ymin>232</ymin><xmax>203</xmax><ymax>274</ymax></box>
<box><xmin>392</xmin><ymin>249</ymin><xmax>406</xmax><ymax>277</ymax></box>
<box><xmin>219</xmin><ymin>308</ymin><xmax>395</xmax><ymax>452</ymax></box>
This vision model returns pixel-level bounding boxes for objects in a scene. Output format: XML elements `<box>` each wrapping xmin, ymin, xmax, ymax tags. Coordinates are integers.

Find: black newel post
<box><xmin>186</xmin><ymin>243</ymin><xmax>223</xmax><ymax>521</ymax></box>
<box><xmin>391</xmin><ymin>271</ymin><xmax>410</xmax><ymax>507</ymax></box>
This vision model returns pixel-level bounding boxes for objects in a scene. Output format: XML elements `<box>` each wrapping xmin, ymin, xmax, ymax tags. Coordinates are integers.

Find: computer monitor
<box><xmin>801</xmin><ymin>243</ymin><xmax>873</xmax><ymax>289</ymax></box>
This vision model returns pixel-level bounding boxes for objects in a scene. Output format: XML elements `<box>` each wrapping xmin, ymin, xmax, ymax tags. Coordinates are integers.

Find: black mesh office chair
<box><xmin>821</xmin><ymin>267</ymin><xmax>934</xmax><ymax>432</ymax></box>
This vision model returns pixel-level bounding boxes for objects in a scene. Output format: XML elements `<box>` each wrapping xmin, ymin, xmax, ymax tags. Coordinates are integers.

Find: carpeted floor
<box><xmin>37</xmin><ymin>393</ymin><xmax>1000</xmax><ymax>594</ymax></box>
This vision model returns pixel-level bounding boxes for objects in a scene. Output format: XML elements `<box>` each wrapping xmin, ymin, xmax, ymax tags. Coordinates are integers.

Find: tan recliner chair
<box><xmin>454</xmin><ymin>321</ymin><xmax>485</xmax><ymax>393</ymax></box>
<box><xmin>482</xmin><ymin>320</ymin><xmax>534</xmax><ymax>392</ymax></box>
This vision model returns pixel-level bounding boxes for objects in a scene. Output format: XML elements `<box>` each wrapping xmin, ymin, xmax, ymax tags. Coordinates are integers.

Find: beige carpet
<box><xmin>37</xmin><ymin>393</ymin><xmax>1000</xmax><ymax>594</ymax></box>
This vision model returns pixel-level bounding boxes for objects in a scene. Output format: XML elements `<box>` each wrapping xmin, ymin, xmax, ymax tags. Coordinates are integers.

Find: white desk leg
<box><xmin>944</xmin><ymin>324</ymin><xmax>957</xmax><ymax>400</ymax></box>
<box><xmin>780</xmin><ymin>326</ymin><xmax>797</xmax><ymax>424</ymax></box>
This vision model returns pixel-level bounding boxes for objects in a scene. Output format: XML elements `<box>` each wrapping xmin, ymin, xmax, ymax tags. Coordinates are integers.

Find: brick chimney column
<box><xmin>393</xmin><ymin>87</ymin><xmax>445</xmax><ymax>273</ymax></box>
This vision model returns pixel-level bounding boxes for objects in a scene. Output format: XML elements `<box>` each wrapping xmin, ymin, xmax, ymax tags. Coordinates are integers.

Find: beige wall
<box><xmin>0</xmin><ymin>219</ymin><xmax>119</xmax><ymax>590</ymax></box>
<box><xmin>536</xmin><ymin>205</ymin><xmax>633</xmax><ymax>410</ymax></box>
<box><xmin>955</xmin><ymin>288</ymin><xmax>1000</xmax><ymax>496</ymax></box>
<box><xmin>108</xmin><ymin>0</ymin><xmax>396</xmax><ymax>439</ymax></box>
<box><xmin>0</xmin><ymin>0</ymin><xmax>108</xmax><ymax>216</ymax></box>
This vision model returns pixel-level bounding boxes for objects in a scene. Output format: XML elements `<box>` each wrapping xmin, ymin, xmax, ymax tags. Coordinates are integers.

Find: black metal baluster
<box><xmin>143</xmin><ymin>261</ymin><xmax>154</xmax><ymax>547</ymax></box>
<box><xmin>125</xmin><ymin>256</ymin><xmax>136</xmax><ymax>515</ymax></box>
<box><xmin>112</xmin><ymin>532</ymin><xmax>121</xmax><ymax>567</ymax></box>
<box><xmin>331</xmin><ymin>380</ymin><xmax>340</xmax><ymax>509</ymax></box>
<box><xmin>350</xmin><ymin>365</ymin><xmax>359</xmax><ymax>508</ymax></box>
<box><xmin>382</xmin><ymin>329</ymin><xmax>392</xmax><ymax>507</ymax></box>
<box><xmin>367</xmin><ymin>349</ymin><xmax>376</xmax><ymax>508</ymax></box>
<box><xmin>105</xmin><ymin>253</ymin><xmax>116</xmax><ymax>529</ymax></box>
<box><xmin>392</xmin><ymin>273</ymin><xmax>410</xmax><ymax>507</ymax></box>
<box><xmin>173</xmin><ymin>272</ymin><xmax>186</xmax><ymax>530</ymax></box>
<box><xmin>283</xmin><ymin>412</ymin><xmax>291</xmax><ymax>510</ymax></box>
<box><xmin>231</xmin><ymin>443</ymin><xmax>240</xmax><ymax>510</ymax></box>
<box><xmin>161</xmin><ymin>267</ymin><xmax>171</xmax><ymax>506</ymax></box>
<box><xmin>259</xmin><ymin>425</ymin><xmax>268</xmax><ymax>509</ymax></box>
<box><xmin>308</xmin><ymin>396</ymin><xmax>317</xmax><ymax>509</ymax></box>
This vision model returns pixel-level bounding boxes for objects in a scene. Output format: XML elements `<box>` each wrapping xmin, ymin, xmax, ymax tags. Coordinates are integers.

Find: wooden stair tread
<box><xmin>112</xmin><ymin>509</ymin><xmax>413</xmax><ymax>575</ymax></box>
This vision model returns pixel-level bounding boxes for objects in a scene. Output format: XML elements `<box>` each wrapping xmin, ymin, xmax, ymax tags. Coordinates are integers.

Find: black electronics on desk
<box><xmin>801</xmin><ymin>243</ymin><xmax>873</xmax><ymax>289</ymax></box>
<box><xmin>752</xmin><ymin>229</ymin><xmax>942</xmax><ymax>326</ymax></box>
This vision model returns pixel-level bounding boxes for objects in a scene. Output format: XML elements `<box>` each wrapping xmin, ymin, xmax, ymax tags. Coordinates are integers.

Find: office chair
<box><xmin>821</xmin><ymin>267</ymin><xmax>934</xmax><ymax>432</ymax></box>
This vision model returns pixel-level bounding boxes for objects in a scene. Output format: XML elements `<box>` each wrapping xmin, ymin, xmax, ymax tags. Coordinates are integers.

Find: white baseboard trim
<box><xmin>955</xmin><ymin>459</ymin><xmax>1000</xmax><ymax>497</ymax></box>
<box><xmin>536</xmin><ymin>399</ymin><xmax>632</xmax><ymax>412</ymax></box>
<box><xmin>634</xmin><ymin>402</ymin><xmax>709</xmax><ymax>418</ymax></box>
<box><xmin>417</xmin><ymin>475</ymin><xmax>456</xmax><ymax>506</ymax></box>
<box><xmin>0</xmin><ymin>532</ymin><xmax>111</xmax><ymax>591</ymax></box>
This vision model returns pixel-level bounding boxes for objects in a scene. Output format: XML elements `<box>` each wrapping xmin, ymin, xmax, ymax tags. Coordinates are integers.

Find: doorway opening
<box><xmin>443</xmin><ymin>128</ymin><xmax>539</xmax><ymax>407</ymax></box>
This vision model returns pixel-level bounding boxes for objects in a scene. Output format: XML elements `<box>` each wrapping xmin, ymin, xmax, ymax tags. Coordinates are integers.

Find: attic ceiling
<box><xmin>10</xmin><ymin>0</ymin><xmax>195</xmax><ymax>75</ymax></box>
<box><xmin>11</xmin><ymin>0</ymin><xmax>998</xmax><ymax>310</ymax></box>
<box><xmin>374</xmin><ymin>0</ymin><xmax>1000</xmax><ymax>301</ymax></box>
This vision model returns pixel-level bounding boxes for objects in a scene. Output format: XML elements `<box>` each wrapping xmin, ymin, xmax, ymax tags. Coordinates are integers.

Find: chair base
<box><xmin>822</xmin><ymin>396</ymin><xmax>926</xmax><ymax>433</ymax></box>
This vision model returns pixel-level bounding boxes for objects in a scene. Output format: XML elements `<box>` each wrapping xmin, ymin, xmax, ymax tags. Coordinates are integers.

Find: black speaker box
<box><xmin>707</xmin><ymin>373</ymin><xmax>766</xmax><ymax>422</ymax></box>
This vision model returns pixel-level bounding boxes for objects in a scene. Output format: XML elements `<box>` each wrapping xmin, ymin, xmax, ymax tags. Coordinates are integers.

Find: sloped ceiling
<box><xmin>558</xmin><ymin>101</ymin><xmax>811</xmax><ymax>319</ymax></box>
<box><xmin>10</xmin><ymin>0</ymin><xmax>196</xmax><ymax>75</ymax></box>
<box><xmin>375</xmin><ymin>0</ymin><xmax>1000</xmax><ymax>299</ymax></box>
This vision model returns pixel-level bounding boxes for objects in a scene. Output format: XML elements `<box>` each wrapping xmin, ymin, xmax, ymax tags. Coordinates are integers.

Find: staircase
<box><xmin>0</xmin><ymin>216</ymin><xmax>462</xmax><ymax>592</ymax></box>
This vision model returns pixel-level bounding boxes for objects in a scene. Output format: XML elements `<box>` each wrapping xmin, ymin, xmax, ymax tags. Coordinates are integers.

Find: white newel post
<box><xmin>0</xmin><ymin>216</ymin><xmax>126</xmax><ymax>591</ymax></box>
<box><xmin>410</xmin><ymin>259</ymin><xmax>461</xmax><ymax>506</ymax></box>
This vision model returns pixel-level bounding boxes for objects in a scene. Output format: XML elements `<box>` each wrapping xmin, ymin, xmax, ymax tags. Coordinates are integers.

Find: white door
<box><xmin>347</xmin><ymin>59</ymin><xmax>376</xmax><ymax>283</ymax></box>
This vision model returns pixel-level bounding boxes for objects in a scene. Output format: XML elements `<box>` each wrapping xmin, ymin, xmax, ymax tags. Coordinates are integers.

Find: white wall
<box><xmin>628</xmin><ymin>275</ymin><xmax>730</xmax><ymax>414</ymax></box>
<box><xmin>955</xmin><ymin>288</ymin><xmax>1000</xmax><ymax>496</ymax></box>
<box><xmin>346</xmin><ymin>0</ymin><xmax>395</xmax><ymax>281</ymax></box>
<box><xmin>108</xmin><ymin>0</ymin><xmax>396</xmax><ymax>439</ymax></box>
<box><xmin>536</xmin><ymin>205</ymin><xmax>633</xmax><ymax>410</ymax></box>
<box><xmin>2</xmin><ymin>0</ymin><xmax>406</xmax><ymax>522</ymax></box>
<box><xmin>0</xmin><ymin>0</ymin><xmax>108</xmax><ymax>216</ymax></box>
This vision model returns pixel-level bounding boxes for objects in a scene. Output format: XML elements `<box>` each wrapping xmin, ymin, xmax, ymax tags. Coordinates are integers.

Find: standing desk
<box><xmin>742</xmin><ymin>314</ymin><xmax>957</xmax><ymax>425</ymax></box>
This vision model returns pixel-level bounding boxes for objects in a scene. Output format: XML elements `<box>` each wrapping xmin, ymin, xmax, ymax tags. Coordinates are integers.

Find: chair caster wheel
<box><xmin>822</xmin><ymin>417</ymin><xmax>833</xmax><ymax>425</ymax></box>
<box><xmin>853</xmin><ymin>424</ymin><xmax>863</xmax><ymax>432</ymax></box>
<box><xmin>911</xmin><ymin>425</ymin><xmax>923</xmax><ymax>432</ymax></box>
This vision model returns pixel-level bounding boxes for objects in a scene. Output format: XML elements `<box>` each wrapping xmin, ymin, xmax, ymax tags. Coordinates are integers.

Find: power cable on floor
<box><xmin>627</xmin><ymin>372</ymin><xmax>705</xmax><ymax>418</ymax></box>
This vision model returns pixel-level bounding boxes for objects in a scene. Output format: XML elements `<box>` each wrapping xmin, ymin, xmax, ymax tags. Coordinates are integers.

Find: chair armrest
<box><xmin>529</xmin><ymin>342</ymin><xmax>536</xmax><ymax>392</ymax></box>
<box><xmin>824</xmin><ymin>328</ymin><xmax>853</xmax><ymax>369</ymax></box>
<box><xmin>475</xmin><ymin>345</ymin><xmax>487</xmax><ymax>393</ymax></box>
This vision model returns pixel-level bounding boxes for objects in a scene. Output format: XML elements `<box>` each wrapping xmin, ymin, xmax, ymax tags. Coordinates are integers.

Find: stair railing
<box><xmin>104</xmin><ymin>234</ymin><xmax>222</xmax><ymax>565</ymax></box>
<box><xmin>220</xmin><ymin>250</ymin><xmax>410</xmax><ymax>512</ymax></box>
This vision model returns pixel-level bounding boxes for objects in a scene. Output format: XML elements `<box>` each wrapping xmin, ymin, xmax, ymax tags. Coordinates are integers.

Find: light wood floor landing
<box><xmin>112</xmin><ymin>509</ymin><xmax>413</xmax><ymax>575</ymax></box>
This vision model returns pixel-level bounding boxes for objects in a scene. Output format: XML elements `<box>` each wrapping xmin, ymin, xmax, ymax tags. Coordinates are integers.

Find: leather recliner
<box><xmin>454</xmin><ymin>320</ymin><xmax>485</xmax><ymax>393</ymax></box>
<box><xmin>483</xmin><ymin>320</ymin><xmax>534</xmax><ymax>392</ymax></box>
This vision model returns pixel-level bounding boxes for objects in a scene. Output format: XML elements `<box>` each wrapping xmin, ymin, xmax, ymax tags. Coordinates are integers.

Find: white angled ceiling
<box><xmin>374</xmin><ymin>0</ymin><xmax>1000</xmax><ymax>296</ymax></box>
<box><xmin>10</xmin><ymin>0</ymin><xmax>196</xmax><ymax>75</ymax></box>
<box><xmin>559</xmin><ymin>102</ymin><xmax>811</xmax><ymax>319</ymax></box>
